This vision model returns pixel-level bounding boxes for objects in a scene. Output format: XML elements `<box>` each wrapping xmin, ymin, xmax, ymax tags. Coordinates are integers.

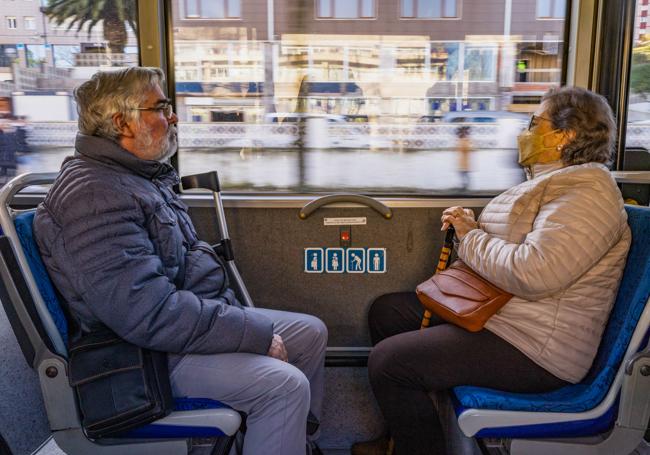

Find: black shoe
<box><xmin>307</xmin><ymin>441</ymin><xmax>324</xmax><ymax>455</ymax></box>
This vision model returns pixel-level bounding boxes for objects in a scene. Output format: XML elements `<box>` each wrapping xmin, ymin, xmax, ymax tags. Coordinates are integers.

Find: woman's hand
<box><xmin>441</xmin><ymin>206</ymin><xmax>478</xmax><ymax>240</ymax></box>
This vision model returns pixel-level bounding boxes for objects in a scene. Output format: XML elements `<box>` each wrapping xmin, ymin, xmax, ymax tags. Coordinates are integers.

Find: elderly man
<box><xmin>33</xmin><ymin>67</ymin><xmax>327</xmax><ymax>455</ymax></box>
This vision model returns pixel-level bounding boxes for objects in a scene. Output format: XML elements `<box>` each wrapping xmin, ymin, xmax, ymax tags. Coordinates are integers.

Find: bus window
<box><xmin>623</xmin><ymin>0</ymin><xmax>650</xmax><ymax>205</ymax></box>
<box><xmin>170</xmin><ymin>0</ymin><xmax>568</xmax><ymax>195</ymax></box>
<box><xmin>0</xmin><ymin>2</ymin><xmax>139</xmax><ymax>182</ymax></box>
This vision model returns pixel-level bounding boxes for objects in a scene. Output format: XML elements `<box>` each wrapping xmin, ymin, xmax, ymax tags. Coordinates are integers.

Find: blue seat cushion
<box><xmin>120</xmin><ymin>398</ymin><xmax>235</xmax><ymax>438</ymax></box>
<box><xmin>454</xmin><ymin>205</ymin><xmax>650</xmax><ymax>414</ymax></box>
<box><xmin>14</xmin><ymin>211</ymin><xmax>68</xmax><ymax>345</ymax></box>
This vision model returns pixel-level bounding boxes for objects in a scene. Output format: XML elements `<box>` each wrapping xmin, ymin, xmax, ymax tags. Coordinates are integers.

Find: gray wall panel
<box><xmin>189</xmin><ymin>205</ymin><xmax>484</xmax><ymax>347</ymax></box>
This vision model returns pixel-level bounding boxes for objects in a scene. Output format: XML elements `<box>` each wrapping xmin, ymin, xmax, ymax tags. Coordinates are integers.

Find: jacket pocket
<box><xmin>183</xmin><ymin>241</ymin><xmax>229</xmax><ymax>299</ymax></box>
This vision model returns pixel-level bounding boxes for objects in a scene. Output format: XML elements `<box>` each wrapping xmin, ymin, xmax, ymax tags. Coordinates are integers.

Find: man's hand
<box><xmin>441</xmin><ymin>206</ymin><xmax>478</xmax><ymax>240</ymax></box>
<box><xmin>267</xmin><ymin>333</ymin><xmax>289</xmax><ymax>362</ymax></box>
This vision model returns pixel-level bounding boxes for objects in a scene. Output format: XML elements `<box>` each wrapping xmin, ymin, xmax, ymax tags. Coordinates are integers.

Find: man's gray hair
<box><xmin>542</xmin><ymin>86</ymin><xmax>616</xmax><ymax>165</ymax></box>
<box><xmin>73</xmin><ymin>67</ymin><xmax>165</xmax><ymax>139</ymax></box>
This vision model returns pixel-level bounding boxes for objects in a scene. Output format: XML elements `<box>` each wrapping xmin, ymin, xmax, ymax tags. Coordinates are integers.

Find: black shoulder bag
<box><xmin>68</xmin><ymin>328</ymin><xmax>174</xmax><ymax>439</ymax></box>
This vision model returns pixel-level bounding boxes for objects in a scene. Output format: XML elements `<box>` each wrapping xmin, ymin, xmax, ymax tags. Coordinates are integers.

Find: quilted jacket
<box><xmin>34</xmin><ymin>134</ymin><xmax>274</xmax><ymax>356</ymax></box>
<box><xmin>458</xmin><ymin>162</ymin><xmax>631</xmax><ymax>383</ymax></box>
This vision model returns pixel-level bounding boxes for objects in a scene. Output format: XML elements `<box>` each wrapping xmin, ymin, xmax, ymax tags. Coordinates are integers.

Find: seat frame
<box><xmin>0</xmin><ymin>173</ymin><xmax>240</xmax><ymax>455</ymax></box>
<box><xmin>453</xmin><ymin>205</ymin><xmax>650</xmax><ymax>455</ymax></box>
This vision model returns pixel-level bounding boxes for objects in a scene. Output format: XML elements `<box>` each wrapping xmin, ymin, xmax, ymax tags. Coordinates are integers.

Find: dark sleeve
<box><xmin>56</xmin><ymin>186</ymin><xmax>273</xmax><ymax>355</ymax></box>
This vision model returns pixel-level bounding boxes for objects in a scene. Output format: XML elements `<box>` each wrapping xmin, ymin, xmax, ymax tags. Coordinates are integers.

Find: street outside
<box><xmin>16</xmin><ymin>146</ymin><xmax>525</xmax><ymax>193</ymax></box>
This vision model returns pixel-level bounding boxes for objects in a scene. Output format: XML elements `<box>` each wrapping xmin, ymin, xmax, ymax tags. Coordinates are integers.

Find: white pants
<box><xmin>169</xmin><ymin>308</ymin><xmax>327</xmax><ymax>455</ymax></box>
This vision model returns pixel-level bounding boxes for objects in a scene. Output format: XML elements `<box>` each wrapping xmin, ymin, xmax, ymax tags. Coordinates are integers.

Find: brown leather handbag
<box><xmin>416</xmin><ymin>260</ymin><xmax>513</xmax><ymax>332</ymax></box>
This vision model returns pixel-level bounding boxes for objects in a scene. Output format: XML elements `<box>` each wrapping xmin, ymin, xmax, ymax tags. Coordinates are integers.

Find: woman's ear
<box><xmin>112</xmin><ymin>112</ymin><xmax>135</xmax><ymax>138</ymax></box>
<box><xmin>561</xmin><ymin>129</ymin><xmax>576</xmax><ymax>147</ymax></box>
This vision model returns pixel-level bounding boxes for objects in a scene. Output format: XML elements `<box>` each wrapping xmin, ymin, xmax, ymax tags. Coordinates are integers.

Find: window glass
<box><xmin>228</xmin><ymin>0</ymin><xmax>242</xmax><ymax>18</ymax></box>
<box><xmin>625</xmin><ymin>0</ymin><xmax>650</xmax><ymax>202</ymax></box>
<box><xmin>319</xmin><ymin>0</ymin><xmax>332</xmax><ymax>17</ymax></box>
<box><xmin>402</xmin><ymin>0</ymin><xmax>457</xmax><ymax>18</ymax></box>
<box><xmin>24</xmin><ymin>17</ymin><xmax>36</xmax><ymax>30</ymax></box>
<box><xmin>171</xmin><ymin>0</ymin><xmax>566</xmax><ymax>194</ymax></box>
<box><xmin>0</xmin><ymin>1</ymin><xmax>139</xmax><ymax>181</ymax></box>
<box><xmin>361</xmin><ymin>0</ymin><xmax>374</xmax><ymax>17</ymax></box>
<box><xmin>186</xmin><ymin>0</ymin><xmax>200</xmax><ymax>17</ymax></box>
<box><xmin>537</xmin><ymin>0</ymin><xmax>551</xmax><ymax>17</ymax></box>
<box><xmin>443</xmin><ymin>0</ymin><xmax>457</xmax><ymax>17</ymax></box>
<box><xmin>318</xmin><ymin>0</ymin><xmax>376</xmax><ymax>18</ymax></box>
<box><xmin>420</xmin><ymin>0</ymin><xmax>440</xmax><ymax>18</ymax></box>
<box><xmin>203</xmin><ymin>0</ymin><xmax>225</xmax><ymax>19</ymax></box>
<box><xmin>334</xmin><ymin>0</ymin><xmax>358</xmax><ymax>18</ymax></box>
<box><xmin>402</xmin><ymin>0</ymin><xmax>414</xmax><ymax>17</ymax></box>
<box><xmin>537</xmin><ymin>0</ymin><xmax>563</xmax><ymax>18</ymax></box>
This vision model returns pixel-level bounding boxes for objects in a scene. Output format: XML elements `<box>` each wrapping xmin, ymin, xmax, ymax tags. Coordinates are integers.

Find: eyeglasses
<box><xmin>527</xmin><ymin>114</ymin><xmax>551</xmax><ymax>131</ymax></box>
<box><xmin>131</xmin><ymin>99</ymin><xmax>174</xmax><ymax>119</ymax></box>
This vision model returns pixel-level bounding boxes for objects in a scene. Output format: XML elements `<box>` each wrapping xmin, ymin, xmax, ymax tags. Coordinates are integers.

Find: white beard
<box><xmin>135</xmin><ymin>124</ymin><xmax>178</xmax><ymax>162</ymax></box>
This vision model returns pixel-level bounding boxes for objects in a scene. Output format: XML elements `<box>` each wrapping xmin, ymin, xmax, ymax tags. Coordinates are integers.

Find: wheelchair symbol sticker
<box><xmin>367</xmin><ymin>248</ymin><xmax>386</xmax><ymax>273</ymax></box>
<box><xmin>346</xmin><ymin>248</ymin><xmax>366</xmax><ymax>273</ymax></box>
<box><xmin>325</xmin><ymin>248</ymin><xmax>345</xmax><ymax>273</ymax></box>
<box><xmin>304</xmin><ymin>248</ymin><xmax>324</xmax><ymax>273</ymax></box>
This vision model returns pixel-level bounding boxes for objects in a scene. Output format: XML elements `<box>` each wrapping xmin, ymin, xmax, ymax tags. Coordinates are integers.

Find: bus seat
<box><xmin>0</xmin><ymin>173</ymin><xmax>241</xmax><ymax>455</ymax></box>
<box><xmin>452</xmin><ymin>204</ymin><xmax>650</xmax><ymax>454</ymax></box>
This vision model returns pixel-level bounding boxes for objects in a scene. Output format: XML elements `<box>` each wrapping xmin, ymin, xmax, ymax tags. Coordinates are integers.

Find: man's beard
<box><xmin>136</xmin><ymin>124</ymin><xmax>178</xmax><ymax>162</ymax></box>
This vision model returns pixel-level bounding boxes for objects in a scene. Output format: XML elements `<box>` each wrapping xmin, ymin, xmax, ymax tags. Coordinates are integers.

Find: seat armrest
<box><xmin>619</xmin><ymin>349</ymin><xmax>650</xmax><ymax>430</ymax></box>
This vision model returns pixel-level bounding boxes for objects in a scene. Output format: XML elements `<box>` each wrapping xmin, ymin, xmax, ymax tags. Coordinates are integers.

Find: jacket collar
<box><xmin>74</xmin><ymin>133</ymin><xmax>177</xmax><ymax>183</ymax></box>
<box><xmin>525</xmin><ymin>161</ymin><xmax>566</xmax><ymax>180</ymax></box>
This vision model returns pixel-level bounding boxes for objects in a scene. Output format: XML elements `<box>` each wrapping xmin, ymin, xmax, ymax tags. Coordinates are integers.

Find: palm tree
<box><xmin>43</xmin><ymin>0</ymin><xmax>137</xmax><ymax>54</ymax></box>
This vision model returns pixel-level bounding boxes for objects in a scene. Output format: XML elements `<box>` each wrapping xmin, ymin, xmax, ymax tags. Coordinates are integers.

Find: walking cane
<box><xmin>420</xmin><ymin>226</ymin><xmax>455</xmax><ymax>329</ymax></box>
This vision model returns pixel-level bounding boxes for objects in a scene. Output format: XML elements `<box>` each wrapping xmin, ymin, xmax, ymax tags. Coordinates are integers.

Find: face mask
<box><xmin>517</xmin><ymin>129</ymin><xmax>563</xmax><ymax>166</ymax></box>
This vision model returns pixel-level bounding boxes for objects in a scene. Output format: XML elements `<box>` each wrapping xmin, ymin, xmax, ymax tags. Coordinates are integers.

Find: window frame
<box><xmin>182</xmin><ymin>0</ymin><xmax>242</xmax><ymax>20</ymax></box>
<box><xmin>24</xmin><ymin>16</ymin><xmax>36</xmax><ymax>30</ymax></box>
<box><xmin>6</xmin><ymin>16</ymin><xmax>17</xmax><ymax>29</ymax></box>
<box><xmin>536</xmin><ymin>0</ymin><xmax>566</xmax><ymax>20</ymax></box>
<box><xmin>315</xmin><ymin>0</ymin><xmax>377</xmax><ymax>20</ymax></box>
<box><xmin>400</xmin><ymin>0</ymin><xmax>460</xmax><ymax>20</ymax></box>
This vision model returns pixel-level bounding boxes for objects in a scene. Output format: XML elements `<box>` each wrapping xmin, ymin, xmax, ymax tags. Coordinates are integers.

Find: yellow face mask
<box><xmin>517</xmin><ymin>129</ymin><xmax>563</xmax><ymax>167</ymax></box>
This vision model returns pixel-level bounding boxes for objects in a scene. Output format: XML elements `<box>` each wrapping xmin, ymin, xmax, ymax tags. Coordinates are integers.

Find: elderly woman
<box><xmin>352</xmin><ymin>87</ymin><xmax>631</xmax><ymax>455</ymax></box>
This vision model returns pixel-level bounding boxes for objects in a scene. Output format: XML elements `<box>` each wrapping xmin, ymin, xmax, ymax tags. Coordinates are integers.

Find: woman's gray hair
<box><xmin>542</xmin><ymin>86</ymin><xmax>616</xmax><ymax>165</ymax></box>
<box><xmin>73</xmin><ymin>67</ymin><xmax>165</xmax><ymax>140</ymax></box>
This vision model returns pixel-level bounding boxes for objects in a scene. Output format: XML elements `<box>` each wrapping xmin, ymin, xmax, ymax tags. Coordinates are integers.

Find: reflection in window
<box><xmin>53</xmin><ymin>45</ymin><xmax>80</xmax><ymax>68</ymax></box>
<box><xmin>184</xmin><ymin>0</ymin><xmax>241</xmax><ymax>19</ymax></box>
<box><xmin>170</xmin><ymin>0</ymin><xmax>565</xmax><ymax>194</ymax></box>
<box><xmin>24</xmin><ymin>17</ymin><xmax>36</xmax><ymax>30</ymax></box>
<box><xmin>625</xmin><ymin>2</ymin><xmax>650</xmax><ymax>204</ymax></box>
<box><xmin>317</xmin><ymin>0</ymin><xmax>376</xmax><ymax>18</ymax></box>
<box><xmin>0</xmin><ymin>0</ymin><xmax>139</xmax><ymax>178</ymax></box>
<box><xmin>465</xmin><ymin>47</ymin><xmax>496</xmax><ymax>81</ymax></box>
<box><xmin>537</xmin><ymin>0</ymin><xmax>565</xmax><ymax>19</ymax></box>
<box><xmin>401</xmin><ymin>0</ymin><xmax>458</xmax><ymax>18</ymax></box>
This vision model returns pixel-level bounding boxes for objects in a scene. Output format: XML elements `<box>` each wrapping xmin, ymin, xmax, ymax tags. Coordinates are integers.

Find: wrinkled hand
<box><xmin>441</xmin><ymin>206</ymin><xmax>478</xmax><ymax>240</ymax></box>
<box><xmin>267</xmin><ymin>333</ymin><xmax>289</xmax><ymax>362</ymax></box>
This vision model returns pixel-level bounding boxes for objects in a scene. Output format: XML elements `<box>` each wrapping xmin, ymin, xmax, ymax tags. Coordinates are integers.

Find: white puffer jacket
<box><xmin>458</xmin><ymin>162</ymin><xmax>631</xmax><ymax>383</ymax></box>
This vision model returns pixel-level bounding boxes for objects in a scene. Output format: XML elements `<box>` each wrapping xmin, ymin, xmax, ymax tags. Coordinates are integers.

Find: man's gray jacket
<box><xmin>34</xmin><ymin>133</ymin><xmax>274</xmax><ymax>356</ymax></box>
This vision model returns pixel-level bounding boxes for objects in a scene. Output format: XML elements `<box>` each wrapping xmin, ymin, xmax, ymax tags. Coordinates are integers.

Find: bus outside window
<box><xmin>170</xmin><ymin>0</ymin><xmax>567</xmax><ymax>194</ymax></box>
<box><xmin>0</xmin><ymin>0</ymin><xmax>139</xmax><ymax>185</ymax></box>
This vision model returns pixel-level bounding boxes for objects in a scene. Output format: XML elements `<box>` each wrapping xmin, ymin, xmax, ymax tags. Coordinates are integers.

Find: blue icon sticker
<box><xmin>346</xmin><ymin>248</ymin><xmax>366</xmax><ymax>273</ymax></box>
<box><xmin>304</xmin><ymin>248</ymin><xmax>324</xmax><ymax>273</ymax></box>
<box><xmin>367</xmin><ymin>248</ymin><xmax>387</xmax><ymax>273</ymax></box>
<box><xmin>325</xmin><ymin>248</ymin><xmax>345</xmax><ymax>273</ymax></box>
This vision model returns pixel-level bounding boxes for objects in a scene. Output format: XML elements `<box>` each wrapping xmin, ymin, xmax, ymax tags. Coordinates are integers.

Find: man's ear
<box><xmin>112</xmin><ymin>112</ymin><xmax>135</xmax><ymax>138</ymax></box>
